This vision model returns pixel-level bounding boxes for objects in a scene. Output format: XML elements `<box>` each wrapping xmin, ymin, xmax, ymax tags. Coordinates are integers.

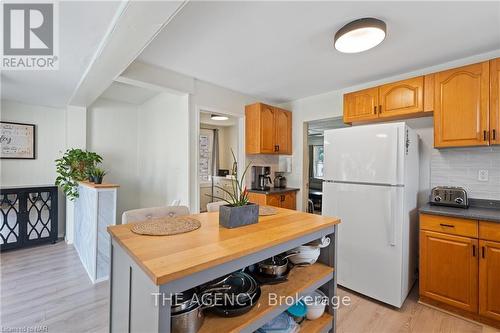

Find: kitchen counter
<box><xmin>107</xmin><ymin>209</ymin><xmax>340</xmax><ymax>333</ymax></box>
<box><xmin>419</xmin><ymin>199</ymin><xmax>500</xmax><ymax>223</ymax></box>
<box><xmin>247</xmin><ymin>187</ymin><xmax>300</xmax><ymax>195</ymax></box>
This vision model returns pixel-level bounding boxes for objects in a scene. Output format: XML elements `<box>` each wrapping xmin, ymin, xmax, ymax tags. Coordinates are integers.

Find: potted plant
<box><xmin>212</xmin><ymin>150</ymin><xmax>258</xmax><ymax>228</ymax></box>
<box><xmin>55</xmin><ymin>148</ymin><xmax>103</xmax><ymax>200</ymax></box>
<box><xmin>91</xmin><ymin>167</ymin><xmax>107</xmax><ymax>184</ymax></box>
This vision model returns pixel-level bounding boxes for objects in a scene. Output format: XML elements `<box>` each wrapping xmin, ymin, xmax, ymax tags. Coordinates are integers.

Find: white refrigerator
<box><xmin>322</xmin><ymin>122</ymin><xmax>419</xmax><ymax>308</ymax></box>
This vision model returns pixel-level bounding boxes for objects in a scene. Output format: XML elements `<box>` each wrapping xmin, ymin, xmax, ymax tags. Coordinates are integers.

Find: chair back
<box><xmin>206</xmin><ymin>201</ymin><xmax>226</xmax><ymax>212</ymax></box>
<box><xmin>122</xmin><ymin>206</ymin><xmax>190</xmax><ymax>224</ymax></box>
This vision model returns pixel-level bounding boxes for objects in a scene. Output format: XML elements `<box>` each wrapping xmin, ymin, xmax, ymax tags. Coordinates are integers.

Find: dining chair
<box><xmin>122</xmin><ymin>206</ymin><xmax>190</xmax><ymax>224</ymax></box>
<box><xmin>206</xmin><ymin>201</ymin><xmax>226</xmax><ymax>212</ymax></box>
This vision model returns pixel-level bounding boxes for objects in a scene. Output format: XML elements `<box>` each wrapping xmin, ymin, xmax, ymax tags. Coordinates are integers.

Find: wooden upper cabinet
<box><xmin>479</xmin><ymin>240</ymin><xmax>500</xmax><ymax>321</ymax></box>
<box><xmin>343</xmin><ymin>87</ymin><xmax>379</xmax><ymax>123</ymax></box>
<box><xmin>245</xmin><ymin>103</ymin><xmax>292</xmax><ymax>155</ymax></box>
<box><xmin>274</xmin><ymin>108</ymin><xmax>292</xmax><ymax>154</ymax></box>
<box><xmin>420</xmin><ymin>230</ymin><xmax>478</xmax><ymax>313</ymax></box>
<box><xmin>260</xmin><ymin>104</ymin><xmax>276</xmax><ymax>153</ymax></box>
<box><xmin>379</xmin><ymin>76</ymin><xmax>424</xmax><ymax>118</ymax></box>
<box><xmin>491</xmin><ymin>58</ymin><xmax>500</xmax><ymax>145</ymax></box>
<box><xmin>424</xmin><ymin>74</ymin><xmax>435</xmax><ymax>113</ymax></box>
<box><xmin>434</xmin><ymin>61</ymin><xmax>490</xmax><ymax>148</ymax></box>
<box><xmin>343</xmin><ymin>77</ymin><xmax>431</xmax><ymax>123</ymax></box>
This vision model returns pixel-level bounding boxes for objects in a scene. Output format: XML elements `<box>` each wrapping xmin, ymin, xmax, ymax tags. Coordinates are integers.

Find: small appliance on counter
<box><xmin>430</xmin><ymin>186</ymin><xmax>469</xmax><ymax>208</ymax></box>
<box><xmin>274</xmin><ymin>172</ymin><xmax>287</xmax><ymax>188</ymax></box>
<box><xmin>251</xmin><ymin>166</ymin><xmax>272</xmax><ymax>191</ymax></box>
<box><xmin>217</xmin><ymin>169</ymin><xmax>229</xmax><ymax>177</ymax></box>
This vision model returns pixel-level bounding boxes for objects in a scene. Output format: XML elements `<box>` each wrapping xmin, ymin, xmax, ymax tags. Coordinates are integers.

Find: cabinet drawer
<box><xmin>420</xmin><ymin>214</ymin><xmax>478</xmax><ymax>238</ymax></box>
<box><xmin>479</xmin><ymin>221</ymin><xmax>500</xmax><ymax>242</ymax></box>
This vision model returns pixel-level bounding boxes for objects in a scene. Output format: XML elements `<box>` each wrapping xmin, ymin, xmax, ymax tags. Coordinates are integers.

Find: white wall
<box><xmin>138</xmin><ymin>92</ymin><xmax>190</xmax><ymax>208</ymax></box>
<box><xmin>87</xmin><ymin>98</ymin><xmax>140</xmax><ymax>222</ymax></box>
<box><xmin>86</xmin><ymin>92</ymin><xmax>189</xmax><ymax>222</ymax></box>
<box><xmin>0</xmin><ymin>100</ymin><xmax>67</xmax><ymax>236</ymax></box>
<box><xmin>281</xmin><ymin>49</ymin><xmax>500</xmax><ymax>211</ymax></box>
<box><xmin>120</xmin><ymin>61</ymin><xmax>259</xmax><ymax>211</ymax></box>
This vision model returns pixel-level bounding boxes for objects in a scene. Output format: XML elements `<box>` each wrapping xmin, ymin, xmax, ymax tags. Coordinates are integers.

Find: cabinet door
<box><xmin>434</xmin><ymin>61</ymin><xmax>490</xmax><ymax>147</ymax></box>
<box><xmin>420</xmin><ymin>230</ymin><xmax>478</xmax><ymax>313</ymax></box>
<box><xmin>274</xmin><ymin>108</ymin><xmax>292</xmax><ymax>154</ymax></box>
<box><xmin>247</xmin><ymin>192</ymin><xmax>266</xmax><ymax>206</ymax></box>
<box><xmin>491</xmin><ymin>58</ymin><xmax>500</xmax><ymax>145</ymax></box>
<box><xmin>379</xmin><ymin>76</ymin><xmax>424</xmax><ymax>118</ymax></box>
<box><xmin>343</xmin><ymin>87</ymin><xmax>379</xmax><ymax>123</ymax></box>
<box><xmin>260</xmin><ymin>104</ymin><xmax>276</xmax><ymax>153</ymax></box>
<box><xmin>266</xmin><ymin>194</ymin><xmax>282</xmax><ymax>208</ymax></box>
<box><xmin>479</xmin><ymin>240</ymin><xmax>500</xmax><ymax>321</ymax></box>
<box><xmin>281</xmin><ymin>192</ymin><xmax>296</xmax><ymax>210</ymax></box>
<box><xmin>424</xmin><ymin>74</ymin><xmax>435</xmax><ymax>112</ymax></box>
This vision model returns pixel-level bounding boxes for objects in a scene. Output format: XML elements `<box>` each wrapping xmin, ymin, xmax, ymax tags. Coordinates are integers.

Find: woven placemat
<box><xmin>259</xmin><ymin>206</ymin><xmax>278</xmax><ymax>216</ymax></box>
<box><xmin>130</xmin><ymin>216</ymin><xmax>201</xmax><ymax>236</ymax></box>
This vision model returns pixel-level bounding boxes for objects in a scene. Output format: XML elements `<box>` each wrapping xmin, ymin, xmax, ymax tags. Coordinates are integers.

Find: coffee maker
<box><xmin>251</xmin><ymin>166</ymin><xmax>272</xmax><ymax>191</ymax></box>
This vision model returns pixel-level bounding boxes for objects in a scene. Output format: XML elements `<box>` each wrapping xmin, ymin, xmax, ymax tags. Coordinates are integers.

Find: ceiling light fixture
<box><xmin>334</xmin><ymin>18</ymin><xmax>386</xmax><ymax>53</ymax></box>
<box><xmin>211</xmin><ymin>114</ymin><xmax>229</xmax><ymax>121</ymax></box>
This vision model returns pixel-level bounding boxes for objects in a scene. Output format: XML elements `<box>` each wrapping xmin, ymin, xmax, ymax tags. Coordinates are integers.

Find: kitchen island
<box><xmin>107</xmin><ymin>208</ymin><xmax>340</xmax><ymax>333</ymax></box>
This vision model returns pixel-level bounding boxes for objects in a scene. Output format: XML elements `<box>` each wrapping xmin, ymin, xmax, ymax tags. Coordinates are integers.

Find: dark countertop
<box><xmin>419</xmin><ymin>199</ymin><xmax>500</xmax><ymax>223</ymax></box>
<box><xmin>248</xmin><ymin>187</ymin><xmax>300</xmax><ymax>195</ymax></box>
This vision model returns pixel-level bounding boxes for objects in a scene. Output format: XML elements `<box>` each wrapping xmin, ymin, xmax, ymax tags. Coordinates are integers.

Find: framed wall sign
<box><xmin>0</xmin><ymin>122</ymin><xmax>36</xmax><ymax>159</ymax></box>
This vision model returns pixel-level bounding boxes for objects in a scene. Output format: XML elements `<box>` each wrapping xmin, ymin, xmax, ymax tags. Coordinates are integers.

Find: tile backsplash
<box><xmin>245</xmin><ymin>155</ymin><xmax>279</xmax><ymax>187</ymax></box>
<box><xmin>430</xmin><ymin>146</ymin><xmax>500</xmax><ymax>200</ymax></box>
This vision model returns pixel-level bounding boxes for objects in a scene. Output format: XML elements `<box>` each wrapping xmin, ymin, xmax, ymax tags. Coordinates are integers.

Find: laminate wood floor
<box><xmin>1</xmin><ymin>242</ymin><xmax>109</xmax><ymax>333</ymax></box>
<box><xmin>1</xmin><ymin>242</ymin><xmax>498</xmax><ymax>333</ymax></box>
<box><xmin>336</xmin><ymin>286</ymin><xmax>498</xmax><ymax>333</ymax></box>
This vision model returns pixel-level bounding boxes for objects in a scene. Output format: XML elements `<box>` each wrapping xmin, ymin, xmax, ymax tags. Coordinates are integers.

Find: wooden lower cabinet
<box><xmin>420</xmin><ymin>214</ymin><xmax>500</xmax><ymax>327</ymax></box>
<box><xmin>420</xmin><ymin>230</ymin><xmax>478</xmax><ymax>313</ymax></box>
<box><xmin>281</xmin><ymin>192</ymin><xmax>296</xmax><ymax>210</ymax></box>
<box><xmin>247</xmin><ymin>191</ymin><xmax>296</xmax><ymax>210</ymax></box>
<box><xmin>479</xmin><ymin>240</ymin><xmax>500</xmax><ymax>321</ymax></box>
<box><xmin>266</xmin><ymin>194</ymin><xmax>282</xmax><ymax>208</ymax></box>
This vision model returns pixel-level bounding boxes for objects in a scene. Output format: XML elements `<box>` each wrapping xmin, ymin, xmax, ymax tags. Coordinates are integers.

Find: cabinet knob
<box><xmin>483</xmin><ymin>130</ymin><xmax>488</xmax><ymax>141</ymax></box>
<box><xmin>493</xmin><ymin>129</ymin><xmax>497</xmax><ymax>141</ymax></box>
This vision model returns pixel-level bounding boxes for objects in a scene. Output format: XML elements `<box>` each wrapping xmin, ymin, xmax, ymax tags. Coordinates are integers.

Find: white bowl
<box><xmin>304</xmin><ymin>290</ymin><xmax>327</xmax><ymax>320</ymax></box>
<box><xmin>289</xmin><ymin>247</ymin><xmax>320</xmax><ymax>265</ymax></box>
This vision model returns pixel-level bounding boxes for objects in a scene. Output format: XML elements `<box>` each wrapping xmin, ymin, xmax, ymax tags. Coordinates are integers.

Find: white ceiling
<box><xmin>100</xmin><ymin>81</ymin><xmax>159</xmax><ymax>105</ymax></box>
<box><xmin>1</xmin><ymin>1</ymin><xmax>122</xmax><ymax>108</ymax></box>
<box><xmin>139</xmin><ymin>1</ymin><xmax>500</xmax><ymax>103</ymax></box>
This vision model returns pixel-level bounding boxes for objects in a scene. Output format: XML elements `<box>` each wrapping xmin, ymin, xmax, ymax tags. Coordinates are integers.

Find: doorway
<box><xmin>303</xmin><ymin>117</ymin><xmax>348</xmax><ymax>214</ymax></box>
<box><xmin>195</xmin><ymin>107</ymin><xmax>244</xmax><ymax>213</ymax></box>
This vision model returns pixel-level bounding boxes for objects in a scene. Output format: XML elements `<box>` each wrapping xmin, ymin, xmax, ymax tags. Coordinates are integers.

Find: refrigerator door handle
<box><xmin>392</xmin><ymin>126</ymin><xmax>399</xmax><ymax>185</ymax></box>
<box><xmin>389</xmin><ymin>189</ymin><xmax>397</xmax><ymax>246</ymax></box>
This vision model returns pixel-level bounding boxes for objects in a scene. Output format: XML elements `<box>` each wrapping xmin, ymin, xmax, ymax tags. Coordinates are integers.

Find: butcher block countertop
<box><xmin>107</xmin><ymin>208</ymin><xmax>340</xmax><ymax>285</ymax></box>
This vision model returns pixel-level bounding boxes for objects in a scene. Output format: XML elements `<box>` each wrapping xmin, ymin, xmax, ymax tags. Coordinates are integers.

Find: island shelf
<box><xmin>108</xmin><ymin>208</ymin><xmax>340</xmax><ymax>333</ymax></box>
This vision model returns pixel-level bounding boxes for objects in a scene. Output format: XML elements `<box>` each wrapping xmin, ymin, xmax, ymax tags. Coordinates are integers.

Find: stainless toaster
<box><xmin>430</xmin><ymin>186</ymin><xmax>469</xmax><ymax>208</ymax></box>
